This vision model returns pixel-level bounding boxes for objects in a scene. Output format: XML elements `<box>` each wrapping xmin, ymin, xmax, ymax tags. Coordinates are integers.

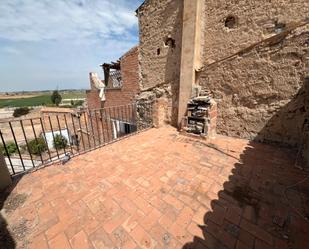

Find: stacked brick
<box><xmin>182</xmin><ymin>95</ymin><xmax>217</xmax><ymax>138</ymax></box>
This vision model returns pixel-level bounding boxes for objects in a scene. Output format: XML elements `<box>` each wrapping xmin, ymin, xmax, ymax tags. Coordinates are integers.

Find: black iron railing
<box><xmin>0</xmin><ymin>103</ymin><xmax>153</xmax><ymax>176</ymax></box>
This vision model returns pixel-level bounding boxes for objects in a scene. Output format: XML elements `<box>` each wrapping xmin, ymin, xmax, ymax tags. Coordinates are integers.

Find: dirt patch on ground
<box><xmin>11</xmin><ymin>218</ymin><xmax>29</xmax><ymax>248</ymax></box>
<box><xmin>1</xmin><ymin>193</ymin><xmax>28</xmax><ymax>213</ymax></box>
<box><xmin>0</xmin><ymin>189</ymin><xmax>29</xmax><ymax>249</ymax></box>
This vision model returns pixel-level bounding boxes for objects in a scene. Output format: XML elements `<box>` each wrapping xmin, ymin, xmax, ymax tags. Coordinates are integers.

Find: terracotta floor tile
<box><xmin>70</xmin><ymin>230</ymin><xmax>93</xmax><ymax>249</ymax></box>
<box><xmin>48</xmin><ymin>233</ymin><xmax>71</xmax><ymax>249</ymax></box>
<box><xmin>1</xmin><ymin>127</ymin><xmax>308</xmax><ymax>249</ymax></box>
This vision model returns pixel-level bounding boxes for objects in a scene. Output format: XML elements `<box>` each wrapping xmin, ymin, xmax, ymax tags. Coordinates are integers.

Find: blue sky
<box><xmin>0</xmin><ymin>0</ymin><xmax>144</xmax><ymax>92</ymax></box>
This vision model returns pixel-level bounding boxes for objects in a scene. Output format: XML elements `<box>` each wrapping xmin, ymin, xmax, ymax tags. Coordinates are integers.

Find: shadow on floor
<box><xmin>0</xmin><ymin>175</ymin><xmax>23</xmax><ymax>249</ymax></box>
<box><xmin>183</xmin><ymin>140</ymin><xmax>309</xmax><ymax>249</ymax></box>
<box><xmin>182</xmin><ymin>78</ymin><xmax>309</xmax><ymax>248</ymax></box>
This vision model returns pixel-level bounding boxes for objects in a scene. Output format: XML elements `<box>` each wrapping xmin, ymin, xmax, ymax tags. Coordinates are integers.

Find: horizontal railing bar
<box><xmin>0</xmin><ymin>116</ymin><xmax>42</xmax><ymax>124</ymax></box>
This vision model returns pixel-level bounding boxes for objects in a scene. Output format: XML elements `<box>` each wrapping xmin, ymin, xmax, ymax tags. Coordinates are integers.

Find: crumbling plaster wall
<box><xmin>137</xmin><ymin>0</ymin><xmax>309</xmax><ymax>143</ymax></box>
<box><xmin>199</xmin><ymin>0</ymin><xmax>309</xmax><ymax>145</ymax></box>
<box><xmin>201</xmin><ymin>0</ymin><xmax>309</xmax><ymax>65</ymax></box>
<box><xmin>137</xmin><ymin>0</ymin><xmax>183</xmax><ymax>125</ymax></box>
<box><xmin>200</xmin><ymin>24</ymin><xmax>309</xmax><ymax>146</ymax></box>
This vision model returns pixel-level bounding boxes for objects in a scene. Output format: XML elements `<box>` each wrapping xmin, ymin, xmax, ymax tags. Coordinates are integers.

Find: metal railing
<box><xmin>0</xmin><ymin>103</ymin><xmax>153</xmax><ymax>176</ymax></box>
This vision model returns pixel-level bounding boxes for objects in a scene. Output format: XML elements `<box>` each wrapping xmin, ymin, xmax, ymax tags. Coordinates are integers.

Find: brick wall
<box><xmin>104</xmin><ymin>46</ymin><xmax>140</xmax><ymax>108</ymax></box>
<box><xmin>86</xmin><ymin>46</ymin><xmax>140</xmax><ymax>110</ymax></box>
<box><xmin>86</xmin><ymin>89</ymin><xmax>102</xmax><ymax>110</ymax></box>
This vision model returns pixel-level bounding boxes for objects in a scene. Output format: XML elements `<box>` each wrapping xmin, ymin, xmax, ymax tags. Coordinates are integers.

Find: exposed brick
<box><xmin>45</xmin><ymin>221</ymin><xmax>72</xmax><ymax>240</ymax></box>
<box><xmin>130</xmin><ymin>224</ymin><xmax>156</xmax><ymax>248</ymax></box>
<box><xmin>169</xmin><ymin>222</ymin><xmax>193</xmax><ymax>244</ymax></box>
<box><xmin>163</xmin><ymin>194</ymin><xmax>184</xmax><ymax>210</ymax></box>
<box><xmin>3</xmin><ymin>127</ymin><xmax>308</xmax><ymax>249</ymax></box>
<box><xmin>29</xmin><ymin>233</ymin><xmax>49</xmax><ymax>249</ymax></box>
<box><xmin>226</xmin><ymin>206</ymin><xmax>242</xmax><ymax>225</ymax></box>
<box><xmin>236</xmin><ymin>240</ymin><xmax>251</xmax><ymax>249</ymax></box>
<box><xmin>103</xmin><ymin>211</ymin><xmax>129</xmax><ymax>234</ymax></box>
<box><xmin>122</xmin><ymin>210</ymin><xmax>145</xmax><ymax>233</ymax></box>
<box><xmin>255</xmin><ymin>239</ymin><xmax>273</xmax><ymax>249</ymax></box>
<box><xmin>86</xmin><ymin>46</ymin><xmax>140</xmax><ymax>110</ymax></box>
<box><xmin>187</xmin><ymin>221</ymin><xmax>204</xmax><ymax>239</ymax></box>
<box><xmin>48</xmin><ymin>233</ymin><xmax>71</xmax><ymax>249</ymax></box>
<box><xmin>239</xmin><ymin>228</ymin><xmax>255</xmax><ymax>248</ymax></box>
<box><xmin>88</xmin><ymin>226</ymin><xmax>115</xmax><ymax>249</ymax></box>
<box><xmin>175</xmin><ymin>206</ymin><xmax>194</xmax><ymax>228</ymax></box>
<box><xmin>70</xmin><ymin>230</ymin><xmax>93</xmax><ymax>249</ymax></box>
<box><xmin>192</xmin><ymin>206</ymin><xmax>208</xmax><ymax>225</ymax></box>
<box><xmin>240</xmin><ymin>219</ymin><xmax>273</xmax><ymax>246</ymax></box>
<box><xmin>140</xmin><ymin>208</ymin><xmax>162</xmax><ymax>231</ymax></box>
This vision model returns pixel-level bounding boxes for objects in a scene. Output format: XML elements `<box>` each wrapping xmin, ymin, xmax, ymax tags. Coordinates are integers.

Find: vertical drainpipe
<box><xmin>177</xmin><ymin>0</ymin><xmax>203</xmax><ymax>128</ymax></box>
<box><xmin>0</xmin><ymin>152</ymin><xmax>12</xmax><ymax>191</ymax></box>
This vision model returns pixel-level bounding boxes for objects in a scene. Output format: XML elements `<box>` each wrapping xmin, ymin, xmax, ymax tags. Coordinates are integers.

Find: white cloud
<box><xmin>0</xmin><ymin>0</ymin><xmax>139</xmax><ymax>42</ymax></box>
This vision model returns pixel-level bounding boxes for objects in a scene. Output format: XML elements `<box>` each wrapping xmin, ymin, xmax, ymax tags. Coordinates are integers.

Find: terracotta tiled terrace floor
<box><xmin>1</xmin><ymin>127</ymin><xmax>308</xmax><ymax>249</ymax></box>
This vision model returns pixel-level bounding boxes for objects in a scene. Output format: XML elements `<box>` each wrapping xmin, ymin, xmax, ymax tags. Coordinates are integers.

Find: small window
<box><xmin>157</xmin><ymin>48</ymin><xmax>161</xmax><ymax>55</ymax></box>
<box><xmin>164</xmin><ymin>37</ymin><xmax>176</xmax><ymax>48</ymax></box>
<box><xmin>225</xmin><ymin>15</ymin><xmax>237</xmax><ymax>29</ymax></box>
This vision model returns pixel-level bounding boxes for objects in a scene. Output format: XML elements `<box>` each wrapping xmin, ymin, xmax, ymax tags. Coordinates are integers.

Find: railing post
<box><xmin>0</xmin><ymin>151</ymin><xmax>12</xmax><ymax>191</ymax></box>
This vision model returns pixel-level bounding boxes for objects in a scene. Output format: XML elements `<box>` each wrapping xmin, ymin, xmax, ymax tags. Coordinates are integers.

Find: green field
<box><xmin>0</xmin><ymin>95</ymin><xmax>52</xmax><ymax>108</ymax></box>
<box><xmin>0</xmin><ymin>92</ymin><xmax>86</xmax><ymax>108</ymax></box>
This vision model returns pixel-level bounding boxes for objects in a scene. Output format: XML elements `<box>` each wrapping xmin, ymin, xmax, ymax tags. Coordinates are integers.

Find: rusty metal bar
<box><xmin>0</xmin><ymin>129</ymin><xmax>14</xmax><ymax>174</ymax></box>
<box><xmin>20</xmin><ymin>120</ymin><xmax>35</xmax><ymax>168</ymax></box>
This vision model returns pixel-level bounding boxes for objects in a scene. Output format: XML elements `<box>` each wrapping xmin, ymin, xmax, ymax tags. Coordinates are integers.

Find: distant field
<box><xmin>0</xmin><ymin>91</ymin><xmax>86</xmax><ymax>108</ymax></box>
<box><xmin>61</xmin><ymin>91</ymin><xmax>86</xmax><ymax>99</ymax></box>
<box><xmin>0</xmin><ymin>94</ymin><xmax>39</xmax><ymax>100</ymax></box>
<box><xmin>0</xmin><ymin>95</ymin><xmax>52</xmax><ymax>108</ymax></box>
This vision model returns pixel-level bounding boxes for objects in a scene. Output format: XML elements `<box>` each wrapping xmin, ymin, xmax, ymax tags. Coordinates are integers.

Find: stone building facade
<box><xmin>86</xmin><ymin>46</ymin><xmax>140</xmax><ymax>109</ymax></box>
<box><xmin>136</xmin><ymin>0</ymin><xmax>309</xmax><ymax>149</ymax></box>
<box><xmin>137</xmin><ymin>0</ymin><xmax>183</xmax><ymax>126</ymax></box>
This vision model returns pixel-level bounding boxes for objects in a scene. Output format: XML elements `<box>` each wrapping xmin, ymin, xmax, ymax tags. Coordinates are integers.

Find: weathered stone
<box><xmin>136</xmin><ymin>0</ymin><xmax>309</xmax><ymax>148</ymax></box>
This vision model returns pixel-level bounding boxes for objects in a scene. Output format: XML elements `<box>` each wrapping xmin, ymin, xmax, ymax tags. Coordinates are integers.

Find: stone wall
<box><xmin>135</xmin><ymin>84</ymin><xmax>172</xmax><ymax>127</ymax></box>
<box><xmin>137</xmin><ymin>0</ymin><xmax>183</xmax><ymax>125</ymax></box>
<box><xmin>137</xmin><ymin>0</ymin><xmax>309</xmax><ymax>146</ymax></box>
<box><xmin>198</xmin><ymin>0</ymin><xmax>309</xmax><ymax>146</ymax></box>
<box><xmin>200</xmin><ymin>24</ymin><xmax>309</xmax><ymax>146</ymax></box>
